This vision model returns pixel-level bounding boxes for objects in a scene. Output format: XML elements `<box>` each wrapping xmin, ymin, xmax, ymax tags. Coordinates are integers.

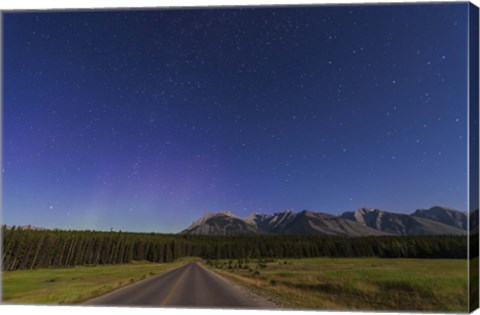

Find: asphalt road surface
<box><xmin>85</xmin><ymin>262</ymin><xmax>276</xmax><ymax>308</ymax></box>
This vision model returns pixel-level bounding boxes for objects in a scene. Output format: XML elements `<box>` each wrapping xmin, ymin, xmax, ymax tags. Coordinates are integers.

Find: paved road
<box><xmin>85</xmin><ymin>262</ymin><xmax>276</xmax><ymax>308</ymax></box>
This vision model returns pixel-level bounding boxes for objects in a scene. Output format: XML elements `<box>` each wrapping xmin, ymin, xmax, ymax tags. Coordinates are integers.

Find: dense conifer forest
<box><xmin>1</xmin><ymin>226</ymin><xmax>468</xmax><ymax>271</ymax></box>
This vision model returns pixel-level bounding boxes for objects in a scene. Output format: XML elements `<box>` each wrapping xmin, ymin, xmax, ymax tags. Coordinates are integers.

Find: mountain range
<box><xmin>181</xmin><ymin>206</ymin><xmax>472</xmax><ymax>237</ymax></box>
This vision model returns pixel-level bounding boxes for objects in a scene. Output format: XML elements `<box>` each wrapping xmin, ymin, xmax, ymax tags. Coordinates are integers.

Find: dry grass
<box><xmin>205</xmin><ymin>257</ymin><xmax>468</xmax><ymax>312</ymax></box>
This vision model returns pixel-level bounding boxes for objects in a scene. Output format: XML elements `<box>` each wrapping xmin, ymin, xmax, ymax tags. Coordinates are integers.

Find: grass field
<box><xmin>2</xmin><ymin>258</ymin><xmax>198</xmax><ymax>304</ymax></box>
<box><xmin>205</xmin><ymin>257</ymin><xmax>468</xmax><ymax>312</ymax></box>
<box><xmin>2</xmin><ymin>256</ymin><xmax>469</xmax><ymax>310</ymax></box>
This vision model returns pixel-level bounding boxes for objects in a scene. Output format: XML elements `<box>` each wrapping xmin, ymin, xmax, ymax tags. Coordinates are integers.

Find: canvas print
<box><xmin>1</xmin><ymin>1</ymin><xmax>479</xmax><ymax>313</ymax></box>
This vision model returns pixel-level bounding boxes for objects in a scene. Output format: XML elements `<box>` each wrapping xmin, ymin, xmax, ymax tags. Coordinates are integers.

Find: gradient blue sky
<box><xmin>3</xmin><ymin>4</ymin><xmax>469</xmax><ymax>233</ymax></box>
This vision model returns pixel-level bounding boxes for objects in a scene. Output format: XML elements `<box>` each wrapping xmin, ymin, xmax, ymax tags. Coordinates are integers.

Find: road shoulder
<box><xmin>198</xmin><ymin>262</ymin><xmax>280</xmax><ymax>309</ymax></box>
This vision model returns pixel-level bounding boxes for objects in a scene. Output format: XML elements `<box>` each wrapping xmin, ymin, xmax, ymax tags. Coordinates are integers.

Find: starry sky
<box><xmin>3</xmin><ymin>3</ymin><xmax>469</xmax><ymax>233</ymax></box>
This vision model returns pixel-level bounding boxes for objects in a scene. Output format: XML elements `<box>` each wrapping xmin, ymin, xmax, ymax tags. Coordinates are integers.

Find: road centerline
<box><xmin>85</xmin><ymin>261</ymin><xmax>277</xmax><ymax>308</ymax></box>
<box><xmin>159</xmin><ymin>263</ymin><xmax>192</xmax><ymax>305</ymax></box>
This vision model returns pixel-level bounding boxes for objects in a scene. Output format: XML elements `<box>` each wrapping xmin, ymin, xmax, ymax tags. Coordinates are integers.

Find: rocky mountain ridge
<box><xmin>181</xmin><ymin>206</ymin><xmax>470</xmax><ymax>236</ymax></box>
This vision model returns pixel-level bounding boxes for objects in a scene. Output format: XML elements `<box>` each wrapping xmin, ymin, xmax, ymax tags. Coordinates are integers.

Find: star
<box><xmin>2</xmin><ymin>4</ymin><xmax>468</xmax><ymax>232</ymax></box>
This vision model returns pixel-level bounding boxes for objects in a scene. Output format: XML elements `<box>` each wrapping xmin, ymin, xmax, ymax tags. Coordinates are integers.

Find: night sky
<box><xmin>3</xmin><ymin>4</ymin><xmax>469</xmax><ymax>233</ymax></box>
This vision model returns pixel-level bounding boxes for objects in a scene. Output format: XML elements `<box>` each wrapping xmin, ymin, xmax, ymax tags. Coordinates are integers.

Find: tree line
<box><xmin>2</xmin><ymin>226</ymin><xmax>468</xmax><ymax>271</ymax></box>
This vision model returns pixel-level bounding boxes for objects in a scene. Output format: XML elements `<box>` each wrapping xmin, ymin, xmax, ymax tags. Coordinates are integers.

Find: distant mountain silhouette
<box><xmin>341</xmin><ymin>207</ymin><xmax>465</xmax><ymax>236</ymax></box>
<box><xmin>411</xmin><ymin>206</ymin><xmax>467</xmax><ymax>230</ymax></box>
<box><xmin>181</xmin><ymin>211</ymin><xmax>259</xmax><ymax>235</ymax></box>
<box><xmin>182</xmin><ymin>206</ymin><xmax>467</xmax><ymax>236</ymax></box>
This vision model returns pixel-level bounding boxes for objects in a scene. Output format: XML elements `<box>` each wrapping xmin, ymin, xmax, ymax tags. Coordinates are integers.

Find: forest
<box><xmin>1</xmin><ymin>225</ymin><xmax>470</xmax><ymax>271</ymax></box>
